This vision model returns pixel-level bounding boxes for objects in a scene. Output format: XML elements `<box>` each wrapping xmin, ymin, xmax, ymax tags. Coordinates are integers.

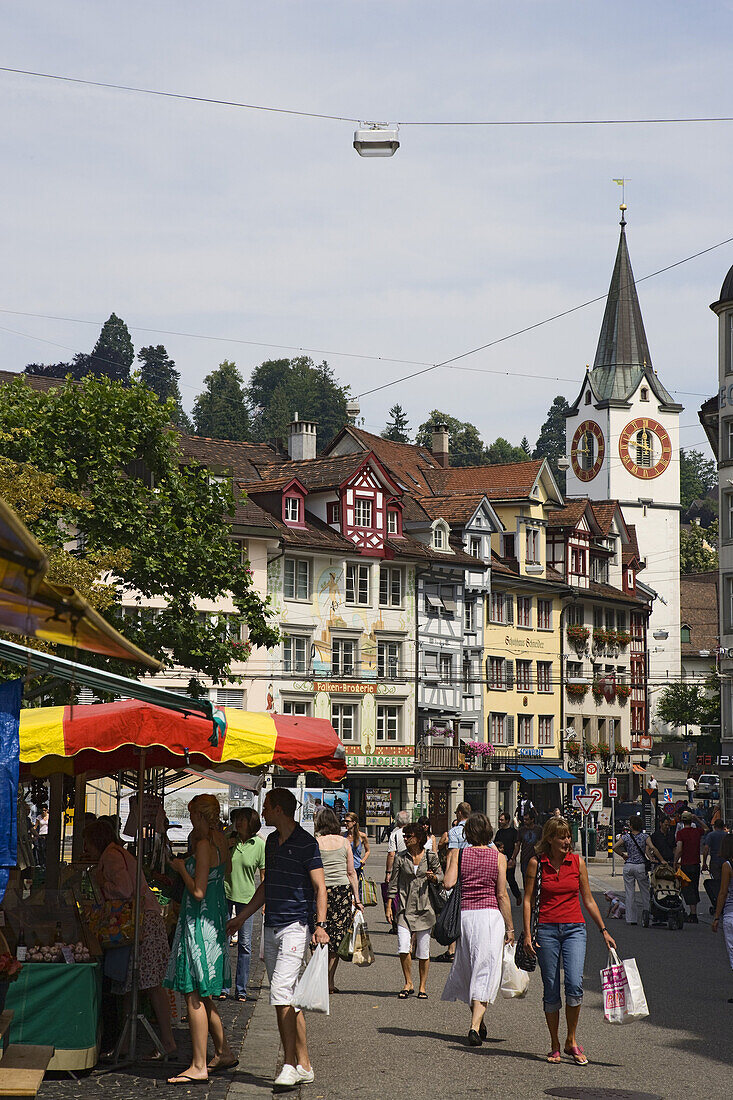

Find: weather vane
<box><xmin>612</xmin><ymin>177</ymin><xmax>630</xmax><ymax>214</ymax></box>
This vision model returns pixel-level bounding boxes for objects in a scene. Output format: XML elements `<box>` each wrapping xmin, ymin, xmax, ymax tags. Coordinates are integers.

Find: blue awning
<box><xmin>517</xmin><ymin>764</ymin><xmax>576</xmax><ymax>783</ymax></box>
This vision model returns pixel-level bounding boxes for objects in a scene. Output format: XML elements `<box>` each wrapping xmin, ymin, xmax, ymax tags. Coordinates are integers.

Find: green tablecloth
<box><xmin>6</xmin><ymin>961</ymin><xmax>101</xmax><ymax>1068</ymax></box>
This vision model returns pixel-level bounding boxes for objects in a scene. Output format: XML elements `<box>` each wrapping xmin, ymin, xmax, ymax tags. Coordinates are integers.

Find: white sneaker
<box><xmin>296</xmin><ymin>1064</ymin><xmax>315</xmax><ymax>1083</ymax></box>
<box><xmin>274</xmin><ymin>1064</ymin><xmax>300</xmax><ymax>1089</ymax></box>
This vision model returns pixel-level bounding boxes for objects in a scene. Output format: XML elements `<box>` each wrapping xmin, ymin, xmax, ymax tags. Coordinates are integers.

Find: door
<box><xmin>428</xmin><ymin>782</ymin><xmax>449</xmax><ymax>837</ymax></box>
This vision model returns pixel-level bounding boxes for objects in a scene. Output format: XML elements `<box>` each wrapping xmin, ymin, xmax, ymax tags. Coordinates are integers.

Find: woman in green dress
<box><xmin>164</xmin><ymin>794</ymin><xmax>236</xmax><ymax>1085</ymax></box>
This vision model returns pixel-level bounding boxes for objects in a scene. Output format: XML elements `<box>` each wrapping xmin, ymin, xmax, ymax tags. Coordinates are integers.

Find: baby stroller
<box><xmin>641</xmin><ymin>864</ymin><xmax>685</xmax><ymax>930</ymax></box>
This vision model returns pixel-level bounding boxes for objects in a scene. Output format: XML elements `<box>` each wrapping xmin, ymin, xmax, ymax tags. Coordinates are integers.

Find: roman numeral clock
<box><xmin>618</xmin><ymin>417</ymin><xmax>672</xmax><ymax>480</ymax></box>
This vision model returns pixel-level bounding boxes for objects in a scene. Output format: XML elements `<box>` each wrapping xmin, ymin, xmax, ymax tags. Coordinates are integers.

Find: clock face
<box><xmin>618</xmin><ymin>418</ymin><xmax>672</xmax><ymax>480</ymax></box>
<box><xmin>570</xmin><ymin>420</ymin><xmax>605</xmax><ymax>482</ymax></box>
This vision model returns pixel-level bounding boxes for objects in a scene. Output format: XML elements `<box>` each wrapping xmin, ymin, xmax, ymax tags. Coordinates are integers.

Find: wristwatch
<box><xmin>315</xmin><ymin>921</ymin><xmax>328</xmax><ymax>929</ymax></box>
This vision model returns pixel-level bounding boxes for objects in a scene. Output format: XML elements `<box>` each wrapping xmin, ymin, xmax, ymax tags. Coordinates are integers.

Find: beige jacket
<box><xmin>388</xmin><ymin>849</ymin><xmax>443</xmax><ymax>933</ymax></box>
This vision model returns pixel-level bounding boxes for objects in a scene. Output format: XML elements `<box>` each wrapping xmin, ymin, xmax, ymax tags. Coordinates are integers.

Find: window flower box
<box><xmin>567</xmin><ymin>624</ymin><xmax>590</xmax><ymax>649</ymax></box>
<box><xmin>605</xmin><ymin>629</ymin><xmax>619</xmax><ymax>649</ymax></box>
<box><xmin>592</xmin><ymin>628</ymin><xmax>609</xmax><ymax>649</ymax></box>
<box><xmin>565</xmin><ymin>682</ymin><xmax>588</xmax><ymax>700</ymax></box>
<box><xmin>616</xmin><ymin>631</ymin><xmax>631</xmax><ymax>650</ymax></box>
<box><xmin>615</xmin><ymin>683</ymin><xmax>631</xmax><ymax>703</ymax></box>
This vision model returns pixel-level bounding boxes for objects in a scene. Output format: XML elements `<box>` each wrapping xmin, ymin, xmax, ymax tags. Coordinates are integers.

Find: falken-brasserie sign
<box><xmin>314</xmin><ymin>681</ymin><xmax>378</xmax><ymax>695</ymax></box>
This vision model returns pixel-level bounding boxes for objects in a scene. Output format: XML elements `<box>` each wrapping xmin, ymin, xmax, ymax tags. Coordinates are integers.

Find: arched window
<box><xmin>635</xmin><ymin>429</ymin><xmax>653</xmax><ymax>467</ymax></box>
<box><xmin>432</xmin><ymin>520</ymin><xmax>451</xmax><ymax>551</ymax></box>
<box><xmin>640</xmin><ymin>386</ymin><xmax>649</xmax><ymax>402</ymax></box>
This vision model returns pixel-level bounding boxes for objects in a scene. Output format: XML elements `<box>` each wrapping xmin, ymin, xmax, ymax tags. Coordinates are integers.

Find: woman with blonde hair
<box><xmin>522</xmin><ymin>817</ymin><xmax>616</xmax><ymax>1066</ymax></box>
<box><xmin>164</xmin><ymin>794</ymin><xmax>236</xmax><ymax>1085</ymax></box>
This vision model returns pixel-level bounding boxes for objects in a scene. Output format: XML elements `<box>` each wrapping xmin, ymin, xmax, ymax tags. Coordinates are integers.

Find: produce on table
<box><xmin>25</xmin><ymin>940</ymin><xmax>91</xmax><ymax>962</ymax></box>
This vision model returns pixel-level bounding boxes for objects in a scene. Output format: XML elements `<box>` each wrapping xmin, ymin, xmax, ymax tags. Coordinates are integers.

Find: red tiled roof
<box><xmin>179</xmin><ymin>434</ymin><xmax>283</xmax><ymax>480</ymax></box>
<box><xmin>331</xmin><ymin>427</ymin><xmax>437</xmax><ymax>491</ymax></box>
<box><xmin>680</xmin><ymin>571</ymin><xmax>718</xmax><ymax>657</ymax></box>
<box><xmin>622</xmin><ymin>524</ymin><xmax>643</xmax><ymax>568</ymax></box>
<box><xmin>254</xmin><ymin>453</ymin><xmax>373</xmax><ymax>491</ymax></box>
<box><xmin>591</xmin><ymin>500</ymin><xmax>621</xmax><ymax>537</ymax></box>
<box><xmin>423</xmin><ymin>460</ymin><xmax>544</xmax><ymax>499</ymax></box>
<box><xmin>546</xmin><ymin>499</ymin><xmax>594</xmax><ymax>529</ymax></box>
<box><xmin>415</xmin><ymin>493</ymin><xmax>488</xmax><ymax>524</ymax></box>
<box><xmin>0</xmin><ymin>368</ymin><xmax>81</xmax><ymax>392</ymax></box>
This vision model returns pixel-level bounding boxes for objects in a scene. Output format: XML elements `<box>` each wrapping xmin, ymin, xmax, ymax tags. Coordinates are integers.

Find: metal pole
<box><xmin>611</xmin><ymin>797</ymin><xmax>616</xmax><ymax>877</ymax></box>
<box><xmin>128</xmin><ymin>747</ymin><xmax>146</xmax><ymax>1062</ymax></box>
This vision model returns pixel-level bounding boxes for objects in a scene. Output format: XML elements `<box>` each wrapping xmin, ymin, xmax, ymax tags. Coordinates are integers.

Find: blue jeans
<box><xmin>230</xmin><ymin>902</ymin><xmax>254</xmax><ymax>997</ymax></box>
<box><xmin>535</xmin><ymin>922</ymin><xmax>586</xmax><ymax>1013</ymax></box>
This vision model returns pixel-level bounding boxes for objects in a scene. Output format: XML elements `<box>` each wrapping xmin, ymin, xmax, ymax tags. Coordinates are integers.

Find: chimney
<box><xmin>431</xmin><ymin>423</ymin><xmax>449</xmax><ymax>468</ymax></box>
<box><xmin>288</xmin><ymin>412</ymin><xmax>317</xmax><ymax>461</ymax></box>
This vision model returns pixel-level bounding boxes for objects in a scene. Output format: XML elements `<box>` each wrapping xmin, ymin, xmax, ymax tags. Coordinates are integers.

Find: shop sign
<box><xmin>518</xmin><ymin>748</ymin><xmax>543</xmax><ymax>757</ymax></box>
<box><xmin>365</xmin><ymin>788</ymin><xmax>392</xmax><ymax>825</ymax></box>
<box><xmin>347</xmin><ymin>745</ymin><xmax>415</xmax><ymax>769</ymax></box>
<box><xmin>716</xmin><ymin>755</ymin><xmax>733</xmax><ymax>768</ymax></box>
<box><xmin>502</xmin><ymin>633</ymin><xmax>549</xmax><ymax>653</ymax></box>
<box><xmin>314</xmin><ymin>681</ymin><xmax>378</xmax><ymax>695</ymax></box>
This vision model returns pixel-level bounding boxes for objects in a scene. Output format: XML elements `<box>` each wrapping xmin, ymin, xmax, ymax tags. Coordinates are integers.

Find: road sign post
<box><xmin>663</xmin><ymin>787</ymin><xmax>673</xmax><ymax>804</ymax></box>
<box><xmin>608</xmin><ymin>778</ymin><xmax>617</xmax><ymax>876</ymax></box>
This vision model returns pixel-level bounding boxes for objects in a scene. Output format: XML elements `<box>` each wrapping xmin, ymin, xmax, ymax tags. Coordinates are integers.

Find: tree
<box><xmin>485</xmin><ymin>437</ymin><xmax>531</xmax><ymax>465</ymax></box>
<box><xmin>246</xmin><ymin>357</ymin><xmax>350</xmax><ymax>451</ymax></box>
<box><xmin>680</xmin><ymin>519</ymin><xmax>718</xmax><ymax>574</ymax></box>
<box><xmin>138</xmin><ymin>345</ymin><xmax>192</xmax><ymax>431</ymax></box>
<box><xmin>534</xmin><ymin>395</ymin><xmax>571</xmax><ymax>491</ymax></box>
<box><xmin>416</xmin><ymin>411</ymin><xmax>487</xmax><ymax>467</ymax></box>
<box><xmin>680</xmin><ymin>448</ymin><xmax>717</xmax><ymax>514</ymax></box>
<box><xmin>656</xmin><ymin>682</ymin><xmax>707</xmax><ymax>736</ymax></box>
<box><xmin>85</xmin><ymin>313</ymin><xmax>134</xmax><ymax>383</ymax></box>
<box><xmin>520</xmin><ymin>436</ymin><xmax>531</xmax><ymax>456</ymax></box>
<box><xmin>192</xmin><ymin>360</ymin><xmax>250</xmax><ymax>441</ymax></box>
<box><xmin>0</xmin><ymin>375</ymin><xmax>279</xmax><ymax>684</ymax></box>
<box><xmin>382</xmin><ymin>404</ymin><xmax>411</xmax><ymax>443</ymax></box>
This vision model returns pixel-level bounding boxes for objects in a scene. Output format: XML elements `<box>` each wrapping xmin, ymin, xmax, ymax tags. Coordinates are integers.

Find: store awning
<box><xmin>632</xmin><ymin>763</ymin><xmax>646</xmax><ymax>773</ymax></box>
<box><xmin>517</xmin><ymin>764</ymin><xmax>577</xmax><ymax>783</ymax></box>
<box><xmin>0</xmin><ymin>497</ymin><xmax>160</xmax><ymax>669</ymax></box>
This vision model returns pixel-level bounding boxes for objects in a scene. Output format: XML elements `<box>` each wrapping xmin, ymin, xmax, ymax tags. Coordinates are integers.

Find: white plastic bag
<box><xmin>349</xmin><ymin>910</ymin><xmax>365</xmax><ymax>954</ymax></box>
<box><xmin>499</xmin><ymin>942</ymin><xmax>530</xmax><ymax>999</ymax></box>
<box><xmin>600</xmin><ymin>949</ymin><xmax>649</xmax><ymax>1024</ymax></box>
<box><xmin>292</xmin><ymin>943</ymin><xmax>330</xmax><ymax>1014</ymax></box>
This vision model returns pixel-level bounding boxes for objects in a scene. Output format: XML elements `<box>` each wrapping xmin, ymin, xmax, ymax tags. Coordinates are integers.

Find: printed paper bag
<box><xmin>352</xmin><ymin>922</ymin><xmax>375</xmax><ymax>967</ymax></box>
<box><xmin>601</xmin><ymin>949</ymin><xmax>649</xmax><ymax>1024</ymax></box>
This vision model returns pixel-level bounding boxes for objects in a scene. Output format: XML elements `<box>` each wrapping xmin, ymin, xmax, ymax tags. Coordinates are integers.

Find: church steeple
<box><xmin>589</xmin><ymin>208</ymin><xmax>653</xmax><ymax>402</ymax></box>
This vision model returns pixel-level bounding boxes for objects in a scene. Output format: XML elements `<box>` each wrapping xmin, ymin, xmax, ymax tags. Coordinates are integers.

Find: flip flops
<box><xmin>397</xmin><ymin>987</ymin><xmax>414</xmax><ymax>998</ymax></box>
<box><xmin>565</xmin><ymin>1044</ymin><xmax>588</xmax><ymax>1065</ymax></box>
<box><xmin>546</xmin><ymin>1051</ymin><xmax>561</xmax><ymax>1064</ymax></box>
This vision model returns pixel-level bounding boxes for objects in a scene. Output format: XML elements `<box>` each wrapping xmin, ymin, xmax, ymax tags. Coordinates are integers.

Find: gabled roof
<box><xmin>414</xmin><ymin>492</ymin><xmax>494</xmax><ymax>526</ymax></box>
<box><xmin>622</xmin><ymin>524</ymin><xmax>643</xmax><ymax>570</ymax></box>
<box><xmin>422</xmin><ymin>459</ymin><xmax>548</xmax><ymax>500</ymax></box>
<box><xmin>239</xmin><ymin>475</ymin><xmax>307</xmax><ymax>494</ymax></box>
<box><xmin>254</xmin><ymin>452</ymin><xmax>400</xmax><ymax>495</ymax></box>
<box><xmin>327</xmin><ymin>426</ymin><xmax>438</xmax><ymax>492</ymax></box>
<box><xmin>179</xmin><ymin>434</ymin><xmax>283</xmax><ymax>480</ymax></box>
<box><xmin>546</xmin><ymin>499</ymin><xmax>600</xmax><ymax>534</ymax></box>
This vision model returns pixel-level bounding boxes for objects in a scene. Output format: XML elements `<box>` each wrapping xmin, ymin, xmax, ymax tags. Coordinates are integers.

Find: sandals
<box><xmin>167</xmin><ymin>1075</ymin><xmax>208</xmax><ymax>1086</ymax></box>
<box><xmin>417</xmin><ymin>991</ymin><xmax>428</xmax><ymax>999</ymax></box>
<box><xmin>565</xmin><ymin>1044</ymin><xmax>588</xmax><ymax>1065</ymax></box>
<box><xmin>546</xmin><ymin>1051</ymin><xmax>562</xmax><ymax>1064</ymax></box>
<box><xmin>208</xmin><ymin>1054</ymin><xmax>239</xmax><ymax>1073</ymax></box>
<box><xmin>397</xmin><ymin>987</ymin><xmax>414</xmax><ymax>998</ymax></box>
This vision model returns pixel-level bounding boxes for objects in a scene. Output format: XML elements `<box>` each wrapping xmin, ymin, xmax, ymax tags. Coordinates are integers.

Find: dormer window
<box><xmin>327</xmin><ymin>501</ymin><xmax>340</xmax><ymax>525</ymax></box>
<box><xmin>387</xmin><ymin>509</ymin><xmax>399</xmax><ymax>535</ymax></box>
<box><xmin>640</xmin><ymin>386</ymin><xmax>649</xmax><ymax>401</ymax></box>
<box><xmin>432</xmin><ymin>519</ymin><xmax>450</xmax><ymax>551</ymax></box>
<box><xmin>354</xmin><ymin>497</ymin><xmax>373</xmax><ymax>528</ymax></box>
<box><xmin>284</xmin><ymin>496</ymin><xmax>300</xmax><ymax>523</ymax></box>
<box><xmin>681</xmin><ymin>624</ymin><xmax>691</xmax><ymax>644</ymax></box>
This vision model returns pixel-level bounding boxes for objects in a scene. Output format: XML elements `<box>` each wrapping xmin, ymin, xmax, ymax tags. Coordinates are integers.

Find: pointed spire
<box><xmin>590</xmin><ymin>210</ymin><xmax>653</xmax><ymax>401</ymax></box>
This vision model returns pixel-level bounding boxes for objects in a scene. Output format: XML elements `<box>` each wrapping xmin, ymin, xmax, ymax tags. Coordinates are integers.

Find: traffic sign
<box><xmin>585</xmin><ymin>761</ymin><xmax>599</xmax><ymax>784</ymax></box>
<box><xmin>576</xmin><ymin>788</ymin><xmax>603</xmax><ymax>815</ymax></box>
<box><xmin>608</xmin><ymin>777</ymin><xmax>618</xmax><ymax>798</ymax></box>
<box><xmin>663</xmin><ymin>787</ymin><xmax>673</xmax><ymax>804</ymax></box>
<box><xmin>572</xmin><ymin>784</ymin><xmax>586</xmax><ymax>808</ymax></box>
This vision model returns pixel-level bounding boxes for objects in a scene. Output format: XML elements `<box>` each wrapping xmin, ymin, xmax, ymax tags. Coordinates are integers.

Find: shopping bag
<box><xmin>500</xmin><ymin>942</ymin><xmax>530</xmax><ymax>999</ymax></box>
<box><xmin>361</xmin><ymin>878</ymin><xmax>378</xmax><ymax>906</ymax></box>
<box><xmin>600</xmin><ymin>949</ymin><xmax>649</xmax><ymax>1024</ymax></box>
<box><xmin>85</xmin><ymin>898</ymin><xmax>135</xmax><ymax>946</ymax></box>
<box><xmin>292</xmin><ymin>944</ymin><xmax>330</xmax><ymax>1014</ymax></box>
<box><xmin>337</xmin><ymin>918</ymin><xmax>355</xmax><ymax>961</ymax></box>
<box><xmin>352</xmin><ymin>921</ymin><xmax>375</xmax><ymax>967</ymax></box>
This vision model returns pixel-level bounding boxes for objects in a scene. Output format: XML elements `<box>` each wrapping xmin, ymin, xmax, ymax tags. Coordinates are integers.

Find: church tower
<box><xmin>565</xmin><ymin>208</ymin><xmax>683</xmax><ymax>732</ymax></box>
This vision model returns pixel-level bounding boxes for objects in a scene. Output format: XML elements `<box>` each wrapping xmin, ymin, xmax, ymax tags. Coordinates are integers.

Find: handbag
<box><xmin>434</xmin><ymin>850</ymin><xmax>462</xmax><ymax>946</ymax></box>
<box><xmin>629</xmin><ymin>833</ymin><xmax>652</xmax><ymax>873</ymax></box>
<box><xmin>600</xmin><ymin>949</ymin><xmax>649</xmax><ymax>1024</ymax></box>
<box><xmin>352</xmin><ymin>918</ymin><xmax>375</xmax><ymax>967</ymax></box>
<box><xmin>515</xmin><ymin>858</ymin><xmax>542</xmax><ymax>973</ymax></box>
<box><xmin>361</xmin><ymin>878</ymin><xmax>378</xmax><ymax>907</ymax></box>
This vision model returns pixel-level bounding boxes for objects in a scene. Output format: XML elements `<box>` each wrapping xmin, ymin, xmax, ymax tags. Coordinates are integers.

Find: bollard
<box><xmin>607</xmin><ymin>829</ymin><xmax>613</xmax><ymax>858</ymax></box>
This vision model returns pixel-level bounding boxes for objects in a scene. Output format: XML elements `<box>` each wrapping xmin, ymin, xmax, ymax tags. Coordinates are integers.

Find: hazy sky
<box><xmin>3</xmin><ymin>1</ymin><xmax>732</xmax><ymax>456</ymax></box>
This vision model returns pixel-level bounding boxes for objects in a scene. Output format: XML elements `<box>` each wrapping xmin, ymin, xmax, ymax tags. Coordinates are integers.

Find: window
<box><xmin>354</xmin><ymin>497</ymin><xmax>373</xmax><ymax>527</ymax></box>
<box><xmin>570</xmin><ymin>547</ymin><xmax>587</xmax><ymax>574</ymax></box>
<box><xmin>635</xmin><ymin>429</ymin><xmax>653</xmax><ymax>467</ymax></box>
<box><xmin>534</xmin><ymin>659</ymin><xmax>553</xmax><ymax>692</ymax></box>
<box><xmin>488</xmin><ymin>593</ymin><xmax>513</xmax><ymax>624</ymax></box>
<box><xmin>463</xmin><ymin>657</ymin><xmax>473</xmax><ymax>693</ymax></box>
<box><xmin>605</xmin><ymin>609</ymin><xmax>615</xmax><ymax>631</ymax></box>
<box><xmin>284</xmin><ymin>557</ymin><xmax>310</xmax><ymax>600</ymax></box>
<box><xmin>378</xmin><ymin>640</ymin><xmax>401</xmax><ymax>679</ymax></box>
<box><xmin>376</xmin><ymin>704</ymin><xmax>400</xmax><ymax>742</ymax></box>
<box><xmin>327</xmin><ymin>501</ymin><xmax>340</xmax><ymax>524</ymax></box>
<box><xmin>284</xmin><ymin>496</ymin><xmax>300</xmax><ymax>523</ymax></box>
<box><xmin>525</xmin><ymin>527</ymin><xmax>540</xmax><ymax>564</ymax></box>
<box><xmin>432</xmin><ymin>521</ymin><xmax>449</xmax><ymax>550</ymax></box>
<box><xmin>726</xmin><ymin>575</ymin><xmax>733</xmax><ymax>633</ymax></box>
<box><xmin>423</xmin><ymin>652</ymin><xmax>439</xmax><ymax>679</ymax></box>
<box><xmin>440</xmin><ymin>586</ymin><xmax>457</xmax><ymax>616</ymax></box>
<box><xmin>517</xmin><ymin>596</ymin><xmax>532</xmax><ymax>628</ymax></box>
<box><xmin>504</xmin><ymin>534</ymin><xmax>515</xmax><ymax>559</ymax></box>
<box><xmin>726</xmin><ymin>419</ymin><xmax>733</xmax><ymax>461</ymax></box>
<box><xmin>590</xmin><ymin>555</ymin><xmax>608</xmax><ymax>583</ymax></box>
<box><xmin>332</xmin><ymin>703</ymin><xmax>356</xmax><ymax>741</ymax></box>
<box><xmin>566</xmin><ymin>660</ymin><xmax>583</xmax><ymax>679</ymax></box>
<box><xmin>440</xmin><ymin>654</ymin><xmax>452</xmax><ymax>682</ymax></box>
<box><xmin>538</xmin><ymin>716</ymin><xmax>553</xmax><ymax>747</ymax></box>
<box><xmin>518</xmin><ymin>715</ymin><xmax>533</xmax><ymax>746</ymax></box>
<box><xmin>537</xmin><ymin>599</ymin><xmax>552</xmax><ymax>630</ymax></box>
<box><xmin>726</xmin><ymin>492</ymin><xmax>733</xmax><ymax>541</ymax></box>
<box><xmin>282</xmin><ymin>699</ymin><xmax>311</xmax><ymax>716</ymax></box>
<box><xmin>465</xmin><ymin>599</ymin><xmax>476</xmax><ymax>632</ymax></box>
<box><xmin>283</xmin><ymin>635</ymin><xmax>308</xmax><ymax>673</ymax></box>
<box><xmin>332</xmin><ymin>638</ymin><xmax>357</xmax><ymax>676</ymax></box>
<box><xmin>627</xmin><ymin>568</ymin><xmax>635</xmax><ymax>589</ymax></box>
<box><xmin>346</xmin><ymin>563</ymin><xmax>370</xmax><ymax>605</ymax></box>
<box><xmin>379</xmin><ymin>566</ymin><xmax>403</xmax><ymax>607</ymax></box>
<box><xmin>215</xmin><ymin>688</ymin><xmax>244</xmax><ymax>708</ymax></box>
<box><xmin>488</xmin><ymin>656</ymin><xmax>513</xmax><ymax>690</ymax></box>
<box><xmin>387</xmin><ymin>509</ymin><xmax>399</xmax><ymax>535</ymax></box>
<box><xmin>566</xmin><ymin>603</ymin><xmax>584</xmax><ymax>626</ymax></box>
<box><xmin>593</xmin><ymin>607</ymin><xmax>603</xmax><ymax>630</ymax></box>
<box><xmin>640</xmin><ymin>386</ymin><xmax>649</xmax><ymax>402</ymax></box>
<box><xmin>489</xmin><ymin>712</ymin><xmax>513</xmax><ymax>746</ymax></box>
<box><xmin>516</xmin><ymin>660</ymin><xmax>532</xmax><ymax>691</ymax></box>
<box><xmin>681</xmin><ymin>624</ymin><xmax>691</xmax><ymax>644</ymax></box>
<box><xmin>580</xmin><ymin>431</ymin><xmax>595</xmax><ymax>472</ymax></box>
<box><xmin>470</xmin><ymin>536</ymin><xmax>482</xmax><ymax>558</ymax></box>
<box><xmin>584</xmin><ymin>391</ymin><xmax>592</xmax><ymax>405</ymax></box>
<box><xmin>617</xmin><ymin>611</ymin><xmax>627</xmax><ymax>631</ymax></box>
<box><xmin>631</xmin><ymin>612</ymin><xmax>644</xmax><ymax>639</ymax></box>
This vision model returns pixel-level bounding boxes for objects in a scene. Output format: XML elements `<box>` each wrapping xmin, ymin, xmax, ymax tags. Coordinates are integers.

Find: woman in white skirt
<box><xmin>711</xmin><ymin>833</ymin><xmax>733</xmax><ymax>1002</ymax></box>
<box><xmin>441</xmin><ymin>812</ymin><xmax>514</xmax><ymax>1046</ymax></box>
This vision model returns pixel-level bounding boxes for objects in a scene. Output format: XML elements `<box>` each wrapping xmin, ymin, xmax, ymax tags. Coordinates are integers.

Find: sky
<box><xmin>2</xmin><ymin>1</ymin><xmax>733</xmax><ymax>457</ymax></box>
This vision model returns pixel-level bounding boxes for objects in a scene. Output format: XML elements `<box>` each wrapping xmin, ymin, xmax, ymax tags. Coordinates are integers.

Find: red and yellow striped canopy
<box><xmin>20</xmin><ymin>700</ymin><xmax>346</xmax><ymax>781</ymax></box>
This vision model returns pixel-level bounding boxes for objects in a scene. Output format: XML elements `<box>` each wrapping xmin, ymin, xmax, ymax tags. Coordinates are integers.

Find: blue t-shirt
<box><xmin>264</xmin><ymin>824</ymin><xmax>323</xmax><ymax>929</ymax></box>
<box><xmin>704</xmin><ymin>829</ymin><xmax>726</xmax><ymax>871</ymax></box>
<box><xmin>448</xmin><ymin>822</ymin><xmax>469</xmax><ymax>850</ymax></box>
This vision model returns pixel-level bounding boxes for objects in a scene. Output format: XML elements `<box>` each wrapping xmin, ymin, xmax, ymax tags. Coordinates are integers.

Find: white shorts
<box><xmin>264</xmin><ymin>921</ymin><xmax>309</xmax><ymax>1007</ymax></box>
<box><xmin>397</xmin><ymin>925</ymin><xmax>431</xmax><ymax>960</ymax></box>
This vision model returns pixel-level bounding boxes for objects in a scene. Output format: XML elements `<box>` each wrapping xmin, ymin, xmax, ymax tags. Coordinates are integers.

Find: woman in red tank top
<box><xmin>522</xmin><ymin>818</ymin><xmax>616</xmax><ymax>1066</ymax></box>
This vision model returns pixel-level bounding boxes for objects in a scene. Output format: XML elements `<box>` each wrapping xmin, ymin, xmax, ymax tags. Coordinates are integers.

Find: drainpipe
<box><xmin>415</xmin><ymin>568</ymin><xmax>430</xmax><ymax>813</ymax></box>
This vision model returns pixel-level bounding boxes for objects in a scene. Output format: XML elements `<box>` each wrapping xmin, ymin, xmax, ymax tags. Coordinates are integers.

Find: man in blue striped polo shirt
<box><xmin>227</xmin><ymin>787</ymin><xmax>328</xmax><ymax>1090</ymax></box>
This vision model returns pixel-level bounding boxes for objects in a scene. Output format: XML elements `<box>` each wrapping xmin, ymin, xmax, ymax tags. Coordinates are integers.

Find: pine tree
<box><xmin>534</xmin><ymin>395</ymin><xmax>571</xmax><ymax>490</ymax></box>
<box><xmin>138</xmin><ymin>345</ymin><xmax>192</xmax><ymax>431</ymax></box>
<box><xmin>382</xmin><ymin>405</ymin><xmax>411</xmax><ymax>443</ymax></box>
<box><xmin>192</xmin><ymin>361</ymin><xmax>250</xmax><ymax>440</ymax></box>
<box><xmin>520</xmin><ymin>436</ymin><xmax>530</xmax><ymax>455</ymax></box>
<box><xmin>85</xmin><ymin>313</ymin><xmax>135</xmax><ymax>383</ymax></box>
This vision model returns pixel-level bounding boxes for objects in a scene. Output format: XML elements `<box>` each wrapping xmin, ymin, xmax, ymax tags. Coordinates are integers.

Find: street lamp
<box><xmin>353</xmin><ymin>122</ymin><xmax>400</xmax><ymax>157</ymax></box>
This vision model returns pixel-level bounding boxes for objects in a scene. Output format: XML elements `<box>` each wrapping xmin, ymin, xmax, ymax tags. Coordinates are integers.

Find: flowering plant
<box><xmin>0</xmin><ymin>954</ymin><xmax>23</xmax><ymax>982</ymax></box>
<box><xmin>585</xmin><ymin>742</ymin><xmax>599</xmax><ymax>758</ymax></box>
<box><xmin>598</xmin><ymin>743</ymin><xmax>612</xmax><ymax>759</ymax></box>
<box><xmin>565</xmin><ymin>682</ymin><xmax>588</xmax><ymax>699</ymax></box>
<box><xmin>464</xmin><ymin>740</ymin><xmax>495</xmax><ymax>756</ymax></box>
<box><xmin>566</xmin><ymin>741</ymin><xmax>581</xmax><ymax>757</ymax></box>
<box><xmin>605</xmin><ymin>629</ymin><xmax>619</xmax><ymax>648</ymax></box>
<box><xmin>592</xmin><ymin>680</ymin><xmax>605</xmax><ymax>702</ymax></box>
<box><xmin>567</xmin><ymin>624</ymin><xmax>590</xmax><ymax>647</ymax></box>
<box><xmin>616</xmin><ymin>683</ymin><xmax>632</xmax><ymax>702</ymax></box>
<box><xmin>614</xmin><ymin>743</ymin><xmax>629</xmax><ymax>757</ymax></box>
<box><xmin>616</xmin><ymin>631</ymin><xmax>631</xmax><ymax>649</ymax></box>
<box><xmin>592</xmin><ymin>628</ymin><xmax>609</xmax><ymax>649</ymax></box>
